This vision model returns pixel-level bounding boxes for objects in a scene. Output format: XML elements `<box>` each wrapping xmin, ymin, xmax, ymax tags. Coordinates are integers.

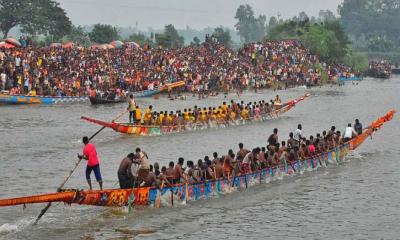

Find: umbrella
<box><xmin>0</xmin><ymin>41</ymin><xmax>15</xmax><ymax>49</ymax></box>
<box><xmin>91</xmin><ymin>44</ymin><xmax>101</xmax><ymax>49</ymax></box>
<box><xmin>126</xmin><ymin>42</ymin><xmax>140</xmax><ymax>49</ymax></box>
<box><xmin>110</xmin><ymin>40</ymin><xmax>124</xmax><ymax>48</ymax></box>
<box><xmin>62</xmin><ymin>42</ymin><xmax>74</xmax><ymax>49</ymax></box>
<box><xmin>50</xmin><ymin>43</ymin><xmax>62</xmax><ymax>48</ymax></box>
<box><xmin>5</xmin><ymin>38</ymin><xmax>21</xmax><ymax>47</ymax></box>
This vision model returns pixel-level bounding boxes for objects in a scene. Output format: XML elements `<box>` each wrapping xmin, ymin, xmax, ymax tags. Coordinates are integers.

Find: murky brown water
<box><xmin>0</xmin><ymin>77</ymin><xmax>399</xmax><ymax>239</ymax></box>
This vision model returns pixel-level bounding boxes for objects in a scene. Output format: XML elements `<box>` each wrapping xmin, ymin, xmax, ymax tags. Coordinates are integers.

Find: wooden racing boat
<box><xmin>0</xmin><ymin>110</ymin><xmax>395</xmax><ymax>209</ymax></box>
<box><xmin>81</xmin><ymin>94</ymin><xmax>310</xmax><ymax>136</ymax></box>
<box><xmin>0</xmin><ymin>93</ymin><xmax>88</xmax><ymax>105</ymax></box>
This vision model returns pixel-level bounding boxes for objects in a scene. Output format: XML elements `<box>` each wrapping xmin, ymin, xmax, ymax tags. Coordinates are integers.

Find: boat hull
<box><xmin>89</xmin><ymin>96</ymin><xmax>127</xmax><ymax>105</ymax></box>
<box><xmin>0</xmin><ymin>94</ymin><xmax>88</xmax><ymax>105</ymax></box>
<box><xmin>338</xmin><ymin>76</ymin><xmax>363</xmax><ymax>82</ymax></box>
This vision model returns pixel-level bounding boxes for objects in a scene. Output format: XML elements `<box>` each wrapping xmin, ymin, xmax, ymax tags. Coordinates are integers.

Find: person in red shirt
<box><xmin>79</xmin><ymin>136</ymin><xmax>103</xmax><ymax>190</ymax></box>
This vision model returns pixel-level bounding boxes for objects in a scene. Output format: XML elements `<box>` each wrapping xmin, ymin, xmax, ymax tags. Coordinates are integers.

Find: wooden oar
<box><xmin>33</xmin><ymin>110</ymin><xmax>127</xmax><ymax>225</ymax></box>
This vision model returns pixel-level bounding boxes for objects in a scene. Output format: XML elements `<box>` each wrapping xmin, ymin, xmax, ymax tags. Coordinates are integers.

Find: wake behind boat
<box><xmin>0</xmin><ymin>110</ymin><xmax>395</xmax><ymax>209</ymax></box>
<box><xmin>82</xmin><ymin>94</ymin><xmax>309</xmax><ymax>136</ymax></box>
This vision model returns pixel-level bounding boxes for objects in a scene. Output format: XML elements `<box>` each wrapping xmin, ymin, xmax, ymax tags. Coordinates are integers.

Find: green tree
<box><xmin>339</xmin><ymin>0</ymin><xmax>400</xmax><ymax>51</ymax></box>
<box><xmin>191</xmin><ymin>36</ymin><xmax>201</xmax><ymax>46</ymax></box>
<box><xmin>64</xmin><ymin>25</ymin><xmax>90</xmax><ymax>46</ymax></box>
<box><xmin>234</xmin><ymin>4</ymin><xmax>266</xmax><ymax>43</ymax></box>
<box><xmin>212</xmin><ymin>27</ymin><xmax>232</xmax><ymax>47</ymax></box>
<box><xmin>127</xmin><ymin>33</ymin><xmax>152</xmax><ymax>45</ymax></box>
<box><xmin>89</xmin><ymin>24</ymin><xmax>120</xmax><ymax>43</ymax></box>
<box><xmin>0</xmin><ymin>0</ymin><xmax>71</xmax><ymax>38</ymax></box>
<box><xmin>155</xmin><ymin>24</ymin><xmax>184</xmax><ymax>49</ymax></box>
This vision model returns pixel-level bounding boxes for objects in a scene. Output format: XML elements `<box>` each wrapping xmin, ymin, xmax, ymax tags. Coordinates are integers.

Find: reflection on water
<box><xmin>0</xmin><ymin>77</ymin><xmax>399</xmax><ymax>239</ymax></box>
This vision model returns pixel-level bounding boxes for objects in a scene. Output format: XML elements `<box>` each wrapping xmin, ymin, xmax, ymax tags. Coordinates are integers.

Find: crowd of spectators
<box><xmin>0</xmin><ymin>37</ymin><xmax>354</xmax><ymax>96</ymax></box>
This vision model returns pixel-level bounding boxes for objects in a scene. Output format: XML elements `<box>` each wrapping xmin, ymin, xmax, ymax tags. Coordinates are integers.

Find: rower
<box><xmin>78</xmin><ymin>136</ymin><xmax>103</xmax><ymax>190</ymax></box>
<box><xmin>135</xmin><ymin>105</ymin><xmax>142</xmax><ymax>125</ymax></box>
<box><xmin>354</xmin><ymin>119</ymin><xmax>363</xmax><ymax>135</ymax></box>
<box><xmin>173</xmin><ymin>157</ymin><xmax>185</xmax><ymax>184</ymax></box>
<box><xmin>267</xmin><ymin>128</ymin><xmax>279</xmax><ymax>150</ymax></box>
<box><xmin>135</xmin><ymin>148</ymin><xmax>150</xmax><ymax>185</ymax></box>
<box><xmin>143</xmin><ymin>105</ymin><xmax>153</xmax><ymax>125</ymax></box>
<box><xmin>117</xmin><ymin>153</ymin><xmax>136</xmax><ymax>189</ymax></box>
<box><xmin>343</xmin><ymin>123</ymin><xmax>357</xmax><ymax>142</ymax></box>
<box><xmin>274</xmin><ymin>95</ymin><xmax>281</xmax><ymax>104</ymax></box>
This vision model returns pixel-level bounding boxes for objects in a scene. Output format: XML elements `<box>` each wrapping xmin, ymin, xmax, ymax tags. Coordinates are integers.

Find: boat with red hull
<box><xmin>0</xmin><ymin>110</ymin><xmax>395</xmax><ymax>209</ymax></box>
<box><xmin>81</xmin><ymin>94</ymin><xmax>310</xmax><ymax>136</ymax></box>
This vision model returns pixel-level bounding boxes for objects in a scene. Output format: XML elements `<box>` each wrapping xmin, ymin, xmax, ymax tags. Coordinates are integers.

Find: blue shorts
<box><xmin>86</xmin><ymin>165</ymin><xmax>102</xmax><ymax>182</ymax></box>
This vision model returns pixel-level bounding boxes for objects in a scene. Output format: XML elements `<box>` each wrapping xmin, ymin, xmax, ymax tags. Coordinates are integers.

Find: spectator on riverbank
<box><xmin>0</xmin><ymin>39</ymin><xmax>355</xmax><ymax>97</ymax></box>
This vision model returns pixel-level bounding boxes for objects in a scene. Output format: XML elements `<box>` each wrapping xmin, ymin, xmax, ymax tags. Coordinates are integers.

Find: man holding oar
<box><xmin>79</xmin><ymin>136</ymin><xmax>103</xmax><ymax>190</ymax></box>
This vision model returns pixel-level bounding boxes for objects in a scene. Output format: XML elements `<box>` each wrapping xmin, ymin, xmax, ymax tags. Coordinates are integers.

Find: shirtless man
<box><xmin>117</xmin><ymin>153</ymin><xmax>136</xmax><ymax>189</ymax></box>
<box><xmin>173</xmin><ymin>157</ymin><xmax>185</xmax><ymax>184</ymax></box>
<box><xmin>236</xmin><ymin>143</ymin><xmax>250</xmax><ymax>162</ymax></box>
<box><xmin>142</xmin><ymin>165</ymin><xmax>157</xmax><ymax>187</ymax></box>
<box><xmin>165</xmin><ymin>161</ymin><xmax>175</xmax><ymax>183</ymax></box>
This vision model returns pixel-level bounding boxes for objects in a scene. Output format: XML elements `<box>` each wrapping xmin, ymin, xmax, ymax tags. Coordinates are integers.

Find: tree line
<box><xmin>0</xmin><ymin>0</ymin><xmax>396</xmax><ymax>66</ymax></box>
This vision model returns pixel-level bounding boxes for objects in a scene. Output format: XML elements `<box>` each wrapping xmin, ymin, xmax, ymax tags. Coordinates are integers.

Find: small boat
<box><xmin>0</xmin><ymin>93</ymin><xmax>88</xmax><ymax>105</ymax></box>
<box><xmin>89</xmin><ymin>96</ymin><xmax>127</xmax><ymax>105</ymax></box>
<box><xmin>0</xmin><ymin>110</ymin><xmax>394</xmax><ymax>208</ymax></box>
<box><xmin>81</xmin><ymin>94</ymin><xmax>310</xmax><ymax>136</ymax></box>
<box><xmin>338</xmin><ymin>76</ymin><xmax>363</xmax><ymax>82</ymax></box>
<box><xmin>132</xmin><ymin>81</ymin><xmax>186</xmax><ymax>98</ymax></box>
<box><xmin>391</xmin><ymin>67</ymin><xmax>400</xmax><ymax>75</ymax></box>
<box><xmin>88</xmin><ymin>81</ymin><xmax>186</xmax><ymax>105</ymax></box>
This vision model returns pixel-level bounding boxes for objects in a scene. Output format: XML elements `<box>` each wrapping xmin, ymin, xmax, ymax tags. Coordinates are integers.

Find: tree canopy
<box><xmin>234</xmin><ymin>4</ymin><xmax>266</xmax><ymax>43</ymax></box>
<box><xmin>0</xmin><ymin>0</ymin><xmax>71</xmax><ymax>39</ymax></box>
<box><xmin>126</xmin><ymin>33</ymin><xmax>152</xmax><ymax>45</ymax></box>
<box><xmin>155</xmin><ymin>24</ymin><xmax>184</xmax><ymax>49</ymax></box>
<box><xmin>212</xmin><ymin>27</ymin><xmax>232</xmax><ymax>47</ymax></box>
<box><xmin>339</xmin><ymin>0</ymin><xmax>400</xmax><ymax>51</ymax></box>
<box><xmin>267</xmin><ymin>12</ymin><xmax>352</xmax><ymax>64</ymax></box>
<box><xmin>89</xmin><ymin>24</ymin><xmax>120</xmax><ymax>44</ymax></box>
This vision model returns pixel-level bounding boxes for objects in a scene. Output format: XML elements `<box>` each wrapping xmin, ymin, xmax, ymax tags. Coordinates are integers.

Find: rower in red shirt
<box><xmin>79</xmin><ymin>136</ymin><xmax>103</xmax><ymax>190</ymax></box>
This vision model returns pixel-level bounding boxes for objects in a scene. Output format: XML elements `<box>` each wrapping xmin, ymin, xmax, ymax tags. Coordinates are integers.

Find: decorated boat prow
<box><xmin>0</xmin><ymin>110</ymin><xmax>395</xmax><ymax>208</ymax></box>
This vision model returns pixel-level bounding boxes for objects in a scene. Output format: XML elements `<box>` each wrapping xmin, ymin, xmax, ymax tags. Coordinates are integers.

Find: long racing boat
<box><xmin>0</xmin><ymin>110</ymin><xmax>395</xmax><ymax>209</ymax></box>
<box><xmin>0</xmin><ymin>93</ymin><xmax>88</xmax><ymax>105</ymax></box>
<box><xmin>81</xmin><ymin>94</ymin><xmax>310</xmax><ymax>136</ymax></box>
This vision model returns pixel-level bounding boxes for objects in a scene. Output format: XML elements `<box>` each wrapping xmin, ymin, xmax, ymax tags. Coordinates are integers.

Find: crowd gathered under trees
<box><xmin>0</xmin><ymin>36</ymin><xmax>358</xmax><ymax>96</ymax></box>
<box><xmin>0</xmin><ymin>0</ymin><xmax>388</xmax><ymax>96</ymax></box>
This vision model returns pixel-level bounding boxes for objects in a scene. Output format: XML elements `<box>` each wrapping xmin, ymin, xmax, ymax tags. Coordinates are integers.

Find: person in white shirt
<box><xmin>343</xmin><ymin>123</ymin><xmax>357</xmax><ymax>142</ymax></box>
<box><xmin>294</xmin><ymin>124</ymin><xmax>302</xmax><ymax>142</ymax></box>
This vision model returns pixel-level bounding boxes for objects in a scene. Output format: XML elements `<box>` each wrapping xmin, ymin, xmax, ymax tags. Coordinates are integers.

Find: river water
<box><xmin>0</xmin><ymin>77</ymin><xmax>399</xmax><ymax>240</ymax></box>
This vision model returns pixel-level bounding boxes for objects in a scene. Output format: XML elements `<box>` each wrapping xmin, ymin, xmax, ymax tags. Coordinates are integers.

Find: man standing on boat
<box><xmin>354</xmin><ymin>119</ymin><xmax>363</xmax><ymax>135</ymax></box>
<box><xmin>343</xmin><ymin>123</ymin><xmax>357</xmax><ymax>142</ymax></box>
<box><xmin>135</xmin><ymin>148</ymin><xmax>150</xmax><ymax>185</ymax></box>
<box><xmin>78</xmin><ymin>136</ymin><xmax>103</xmax><ymax>190</ymax></box>
<box><xmin>127</xmin><ymin>94</ymin><xmax>136</xmax><ymax>123</ymax></box>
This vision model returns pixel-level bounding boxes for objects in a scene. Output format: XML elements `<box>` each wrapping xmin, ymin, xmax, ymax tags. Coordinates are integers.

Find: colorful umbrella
<box><xmin>126</xmin><ymin>42</ymin><xmax>140</xmax><ymax>49</ymax></box>
<box><xmin>62</xmin><ymin>42</ymin><xmax>74</xmax><ymax>49</ymax></box>
<box><xmin>110</xmin><ymin>40</ymin><xmax>124</xmax><ymax>48</ymax></box>
<box><xmin>50</xmin><ymin>43</ymin><xmax>62</xmax><ymax>48</ymax></box>
<box><xmin>0</xmin><ymin>41</ymin><xmax>16</xmax><ymax>49</ymax></box>
<box><xmin>5</xmin><ymin>38</ymin><xmax>21</xmax><ymax>47</ymax></box>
